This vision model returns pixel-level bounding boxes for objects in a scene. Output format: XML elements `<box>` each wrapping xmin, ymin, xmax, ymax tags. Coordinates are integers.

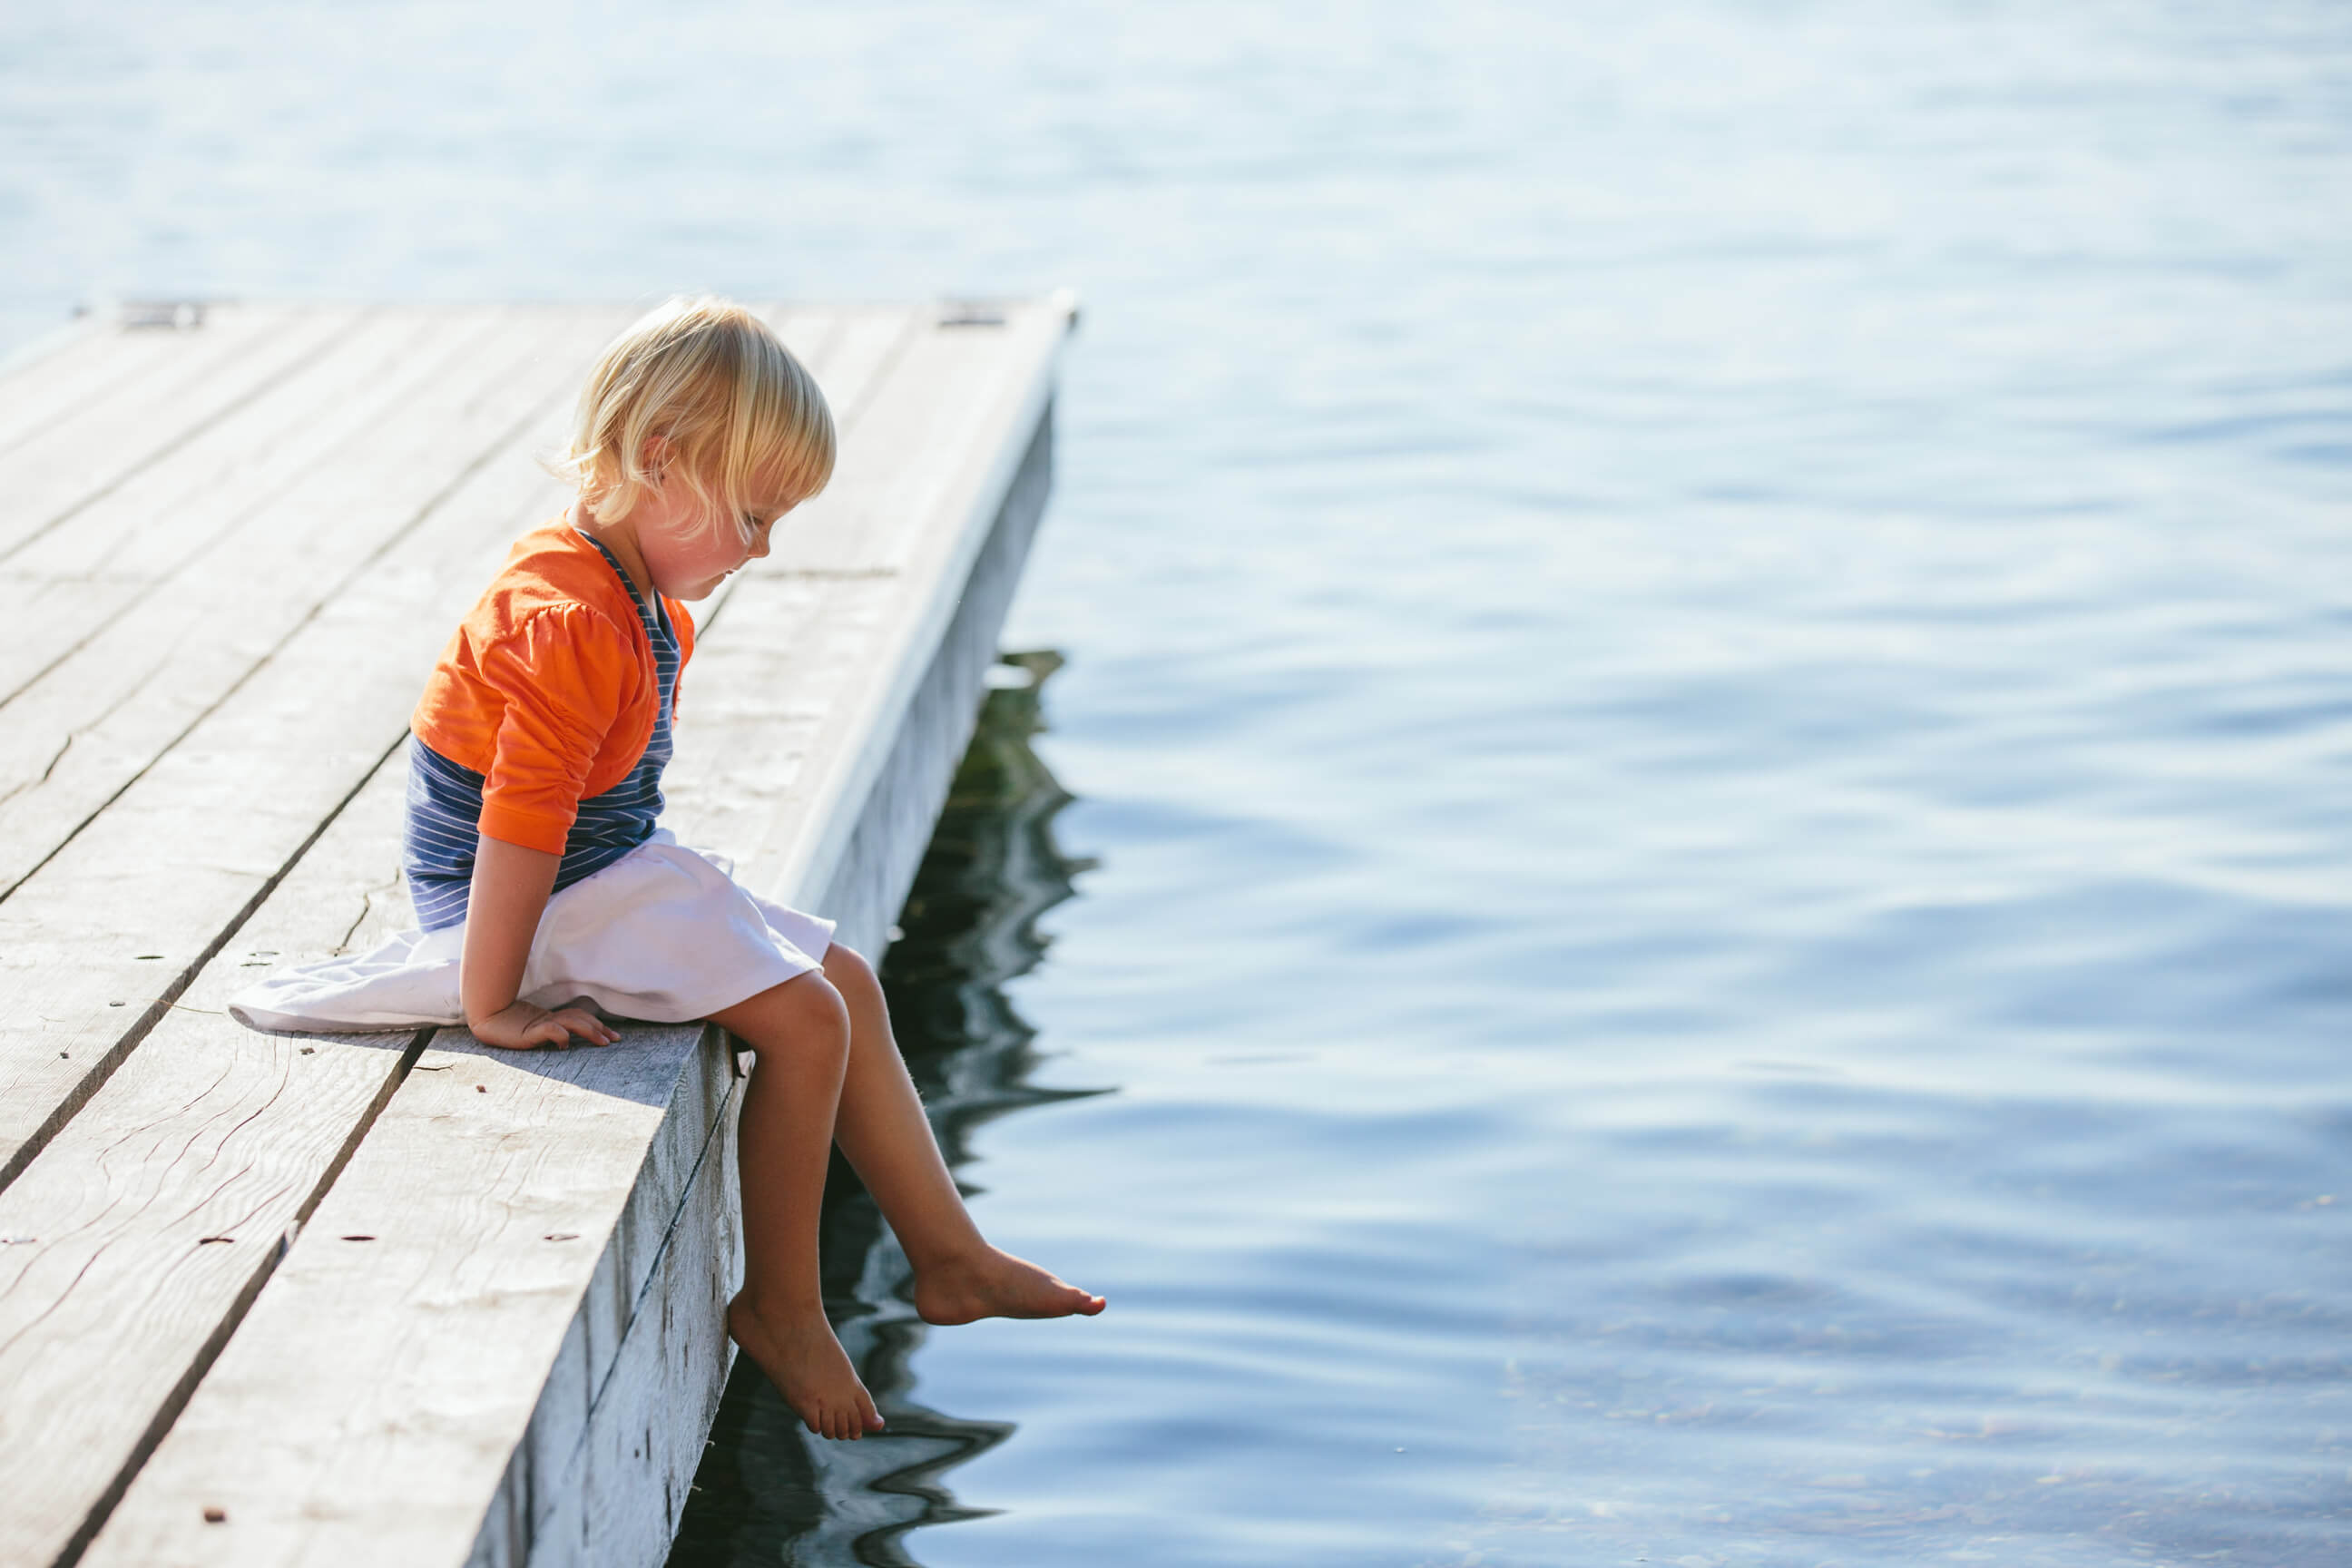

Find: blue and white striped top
<box><xmin>402</xmin><ymin>532</ymin><xmax>681</xmax><ymax>932</ymax></box>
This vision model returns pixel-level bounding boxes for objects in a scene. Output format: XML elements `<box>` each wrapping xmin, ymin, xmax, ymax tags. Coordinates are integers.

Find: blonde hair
<box><xmin>553</xmin><ymin>296</ymin><xmax>835</xmax><ymax>541</ymax></box>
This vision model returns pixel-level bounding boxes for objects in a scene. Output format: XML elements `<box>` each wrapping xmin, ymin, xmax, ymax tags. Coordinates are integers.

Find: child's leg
<box><xmin>818</xmin><ymin>945</ymin><xmax>1104</xmax><ymax>1326</ymax></box>
<box><xmin>709</xmin><ymin>975</ymin><xmax>883</xmax><ymax>1441</ymax></box>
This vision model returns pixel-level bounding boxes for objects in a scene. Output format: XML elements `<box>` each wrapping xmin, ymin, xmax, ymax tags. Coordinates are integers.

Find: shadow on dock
<box><xmin>667</xmin><ymin>649</ymin><xmax>1103</xmax><ymax>1568</ymax></box>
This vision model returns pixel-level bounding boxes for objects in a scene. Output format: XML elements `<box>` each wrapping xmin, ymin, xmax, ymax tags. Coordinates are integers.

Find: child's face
<box><xmin>637</xmin><ymin>472</ymin><xmax>791</xmax><ymax>601</ymax></box>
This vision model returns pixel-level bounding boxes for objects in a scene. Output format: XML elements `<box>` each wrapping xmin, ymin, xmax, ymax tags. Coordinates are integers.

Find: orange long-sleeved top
<box><xmin>410</xmin><ymin>518</ymin><xmax>696</xmax><ymax>856</ymax></box>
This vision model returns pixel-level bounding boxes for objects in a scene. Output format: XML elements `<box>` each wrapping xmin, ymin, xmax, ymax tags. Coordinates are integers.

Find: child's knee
<box><xmin>783</xmin><ymin>971</ymin><xmax>851</xmax><ymax>1048</ymax></box>
<box><xmin>819</xmin><ymin>943</ymin><xmax>878</xmax><ymax>1005</ymax></box>
<box><xmin>726</xmin><ymin>970</ymin><xmax>849</xmax><ymax>1057</ymax></box>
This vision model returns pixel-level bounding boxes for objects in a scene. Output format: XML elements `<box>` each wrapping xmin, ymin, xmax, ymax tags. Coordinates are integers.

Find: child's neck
<box><xmin>571</xmin><ymin>500</ymin><xmax>657</xmax><ymax>602</ymax></box>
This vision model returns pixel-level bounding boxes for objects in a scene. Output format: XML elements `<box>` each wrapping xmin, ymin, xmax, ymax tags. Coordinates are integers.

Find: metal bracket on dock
<box><xmin>119</xmin><ymin>299</ymin><xmax>209</xmax><ymax>331</ymax></box>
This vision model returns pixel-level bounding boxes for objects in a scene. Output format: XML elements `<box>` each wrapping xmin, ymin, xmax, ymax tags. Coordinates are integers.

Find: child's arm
<box><xmin>461</xmin><ymin>834</ymin><xmax>619</xmax><ymax>1049</ymax></box>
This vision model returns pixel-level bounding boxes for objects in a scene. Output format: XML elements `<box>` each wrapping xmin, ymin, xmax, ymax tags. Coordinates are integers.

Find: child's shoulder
<box><xmin>470</xmin><ymin>518</ymin><xmax>641</xmax><ymax>642</ymax></box>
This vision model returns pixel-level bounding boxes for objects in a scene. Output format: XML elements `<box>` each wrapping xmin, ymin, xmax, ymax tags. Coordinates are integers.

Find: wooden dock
<box><xmin>0</xmin><ymin>296</ymin><xmax>1073</xmax><ymax>1567</ymax></box>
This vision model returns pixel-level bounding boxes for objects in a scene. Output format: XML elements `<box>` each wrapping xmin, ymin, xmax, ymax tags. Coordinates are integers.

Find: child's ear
<box><xmin>640</xmin><ymin>434</ymin><xmax>672</xmax><ymax>479</ymax></box>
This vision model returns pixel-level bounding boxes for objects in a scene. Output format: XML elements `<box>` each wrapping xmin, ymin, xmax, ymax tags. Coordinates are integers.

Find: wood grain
<box><xmin>0</xmin><ymin>753</ymin><xmax>423</xmax><ymax>1568</ymax></box>
<box><xmin>0</xmin><ymin>309</ymin><xmax>588</xmax><ymax>897</ymax></box>
<box><xmin>0</xmin><ymin>306</ymin><xmax>367</xmax><ymax>567</ymax></box>
<box><xmin>76</xmin><ymin>1024</ymin><xmax>722</xmax><ymax>1568</ymax></box>
<box><xmin>0</xmin><ymin>314</ymin><xmax>155</xmax><ymax>456</ymax></box>
<box><xmin>737</xmin><ymin>301</ymin><xmax>1072</xmax><ymax>911</ymax></box>
<box><xmin>520</xmin><ymin>1081</ymin><xmax>743</xmax><ymax>1568</ymax></box>
<box><xmin>0</xmin><ymin>303</ymin><xmax>305</xmax><ymax>486</ymax></box>
<box><xmin>0</xmin><ymin>308</ymin><xmax>642</xmax><ymax>1190</ymax></box>
<box><xmin>0</xmin><ymin>309</ymin><xmax>481</xmax><ymax>700</ymax></box>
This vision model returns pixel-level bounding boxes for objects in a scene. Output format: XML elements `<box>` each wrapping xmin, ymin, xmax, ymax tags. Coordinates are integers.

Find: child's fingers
<box><xmin>551</xmin><ymin>1008</ymin><xmax>617</xmax><ymax>1046</ymax></box>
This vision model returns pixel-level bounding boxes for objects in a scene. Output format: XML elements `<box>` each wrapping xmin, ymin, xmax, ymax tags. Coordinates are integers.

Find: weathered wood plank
<box><xmin>78</xmin><ymin>1022</ymin><xmax>727</xmax><ymax>1568</ymax></box>
<box><xmin>0</xmin><ymin>309</ymin><xmax>502</xmax><ymax>703</ymax></box>
<box><xmin>78</xmin><ymin>301</ymin><xmax>1066</xmax><ymax>1568</ymax></box>
<box><xmin>799</xmin><ymin>306</ymin><xmax>923</xmax><ymax>431</ymax></box>
<box><xmin>0</xmin><ymin>309</ymin><xmax>593</xmax><ymax>897</ymax></box>
<box><xmin>0</xmin><ymin>308</ymin><xmax>103</xmax><ymax>384</ymax></box>
<box><xmin>0</xmin><ymin>310</ymin><xmax>643</xmax><ymax>1190</ymax></box>
<box><xmin>0</xmin><ymin>306</ymin><xmax>368</xmax><ymax>565</ymax></box>
<box><xmin>793</xmin><ymin>404</ymin><xmax>1057</xmax><ymax>962</ymax></box>
<box><xmin>3</xmin><ymin>306</ymin><xmax>445</xmax><ymax>584</ymax></box>
<box><xmin>762</xmin><ymin>304</ymin><xmax>838</xmax><ymax>367</ymax></box>
<box><xmin>737</xmin><ymin>300</ymin><xmax>1073</xmax><ymax>910</ymax></box>
<box><xmin>520</xmin><ymin>1072</ymin><xmax>743</xmax><ymax>1568</ymax></box>
<box><xmin>0</xmin><ymin>305</ymin><xmax>299</xmax><ymax>469</ymax></box>
<box><xmin>0</xmin><ymin>751</ymin><xmax>426</xmax><ymax>1568</ymax></box>
<box><xmin>0</xmin><ymin>314</ymin><xmax>150</xmax><ymax>454</ymax></box>
<box><xmin>769</xmin><ymin>310</ymin><xmax>1044</xmax><ymax>577</ymax></box>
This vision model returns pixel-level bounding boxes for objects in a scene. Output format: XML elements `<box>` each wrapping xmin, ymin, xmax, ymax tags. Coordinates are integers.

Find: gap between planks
<box><xmin>0</xmin><ymin>309</ymin><xmax>655</xmax><ymax>1191</ymax></box>
<box><xmin>0</xmin><ymin>308</ymin><xmax>377</xmax><ymax>569</ymax></box>
<box><xmin>0</xmin><ymin>309</ymin><xmax>595</xmax><ymax>898</ymax></box>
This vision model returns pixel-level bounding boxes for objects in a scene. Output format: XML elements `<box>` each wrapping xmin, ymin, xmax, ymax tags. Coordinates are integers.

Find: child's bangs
<box><xmin>729</xmin><ymin>332</ymin><xmax>837</xmax><ymax>520</ymax></box>
<box><xmin>664</xmin><ymin>326</ymin><xmax>836</xmax><ymax>541</ymax></box>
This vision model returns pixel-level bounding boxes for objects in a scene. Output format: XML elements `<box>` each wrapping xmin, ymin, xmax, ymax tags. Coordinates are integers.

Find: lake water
<box><xmin>6</xmin><ymin>4</ymin><xmax>2351</xmax><ymax>1563</ymax></box>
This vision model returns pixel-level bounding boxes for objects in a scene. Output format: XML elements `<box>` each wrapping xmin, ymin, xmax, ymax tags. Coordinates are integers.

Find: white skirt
<box><xmin>229</xmin><ymin>831</ymin><xmax>836</xmax><ymax>1034</ymax></box>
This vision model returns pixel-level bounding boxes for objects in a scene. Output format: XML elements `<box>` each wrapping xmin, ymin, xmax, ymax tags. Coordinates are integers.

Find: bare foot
<box><xmin>913</xmin><ymin>1246</ymin><xmax>1106</xmax><ymax>1326</ymax></box>
<box><xmin>728</xmin><ymin>1292</ymin><xmax>885</xmax><ymax>1440</ymax></box>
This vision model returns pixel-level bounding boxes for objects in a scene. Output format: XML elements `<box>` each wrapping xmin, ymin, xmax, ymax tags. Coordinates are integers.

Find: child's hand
<box><xmin>466</xmin><ymin>1000</ymin><xmax>621</xmax><ymax>1051</ymax></box>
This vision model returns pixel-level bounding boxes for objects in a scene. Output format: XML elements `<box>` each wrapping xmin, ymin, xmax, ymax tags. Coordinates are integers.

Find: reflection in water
<box><xmin>668</xmin><ymin>651</ymin><xmax>1102</xmax><ymax>1568</ymax></box>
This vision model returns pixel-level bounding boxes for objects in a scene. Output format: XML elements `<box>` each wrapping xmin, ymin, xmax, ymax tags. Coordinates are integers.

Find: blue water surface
<box><xmin>5</xmin><ymin>4</ymin><xmax>2351</xmax><ymax>1563</ymax></box>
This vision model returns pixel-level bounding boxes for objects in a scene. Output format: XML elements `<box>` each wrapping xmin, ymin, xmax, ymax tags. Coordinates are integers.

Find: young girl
<box><xmin>231</xmin><ymin>296</ymin><xmax>1102</xmax><ymax>1442</ymax></box>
